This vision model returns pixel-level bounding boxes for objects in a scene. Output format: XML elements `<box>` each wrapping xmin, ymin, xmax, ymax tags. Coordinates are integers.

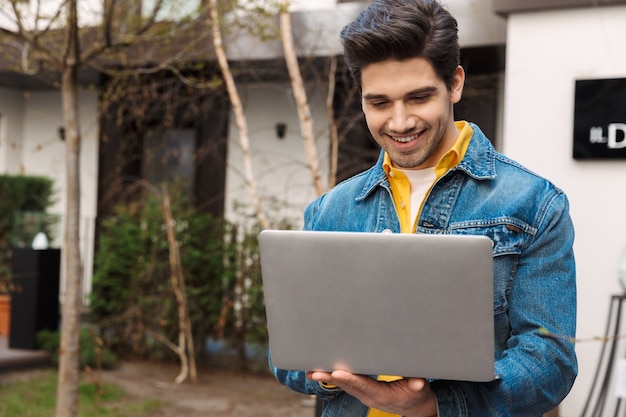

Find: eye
<box><xmin>408</xmin><ymin>95</ymin><xmax>428</xmax><ymax>103</ymax></box>
<box><xmin>366</xmin><ymin>99</ymin><xmax>391</xmax><ymax>109</ymax></box>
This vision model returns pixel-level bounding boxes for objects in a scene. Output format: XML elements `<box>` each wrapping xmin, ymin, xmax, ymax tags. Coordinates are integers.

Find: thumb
<box><xmin>406</xmin><ymin>378</ymin><xmax>429</xmax><ymax>392</ymax></box>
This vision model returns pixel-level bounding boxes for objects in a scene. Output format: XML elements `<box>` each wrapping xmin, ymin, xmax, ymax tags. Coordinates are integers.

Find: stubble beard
<box><xmin>385</xmin><ymin>130</ymin><xmax>441</xmax><ymax>169</ymax></box>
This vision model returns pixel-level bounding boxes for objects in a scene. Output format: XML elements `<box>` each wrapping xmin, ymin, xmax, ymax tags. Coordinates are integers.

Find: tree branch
<box><xmin>137</xmin><ymin>0</ymin><xmax>164</xmax><ymax>36</ymax></box>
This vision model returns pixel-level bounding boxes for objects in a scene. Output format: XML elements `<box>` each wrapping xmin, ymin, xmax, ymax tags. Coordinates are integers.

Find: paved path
<box><xmin>0</xmin><ymin>335</ymin><xmax>51</xmax><ymax>370</ymax></box>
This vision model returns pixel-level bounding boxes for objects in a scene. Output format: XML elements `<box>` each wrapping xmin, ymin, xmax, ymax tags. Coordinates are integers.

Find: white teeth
<box><xmin>392</xmin><ymin>133</ymin><xmax>419</xmax><ymax>143</ymax></box>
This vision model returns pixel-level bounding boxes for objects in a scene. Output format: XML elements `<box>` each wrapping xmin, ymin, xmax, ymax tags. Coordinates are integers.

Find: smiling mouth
<box><xmin>390</xmin><ymin>130</ymin><xmax>424</xmax><ymax>143</ymax></box>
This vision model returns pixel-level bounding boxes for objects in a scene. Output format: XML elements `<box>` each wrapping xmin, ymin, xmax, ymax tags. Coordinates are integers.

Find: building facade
<box><xmin>9</xmin><ymin>1</ymin><xmax>626</xmax><ymax>415</ymax></box>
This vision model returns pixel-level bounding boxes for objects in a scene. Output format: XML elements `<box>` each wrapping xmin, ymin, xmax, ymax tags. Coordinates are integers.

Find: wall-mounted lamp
<box><xmin>275</xmin><ymin>122</ymin><xmax>287</xmax><ymax>139</ymax></box>
<box><xmin>58</xmin><ymin>126</ymin><xmax>65</xmax><ymax>141</ymax></box>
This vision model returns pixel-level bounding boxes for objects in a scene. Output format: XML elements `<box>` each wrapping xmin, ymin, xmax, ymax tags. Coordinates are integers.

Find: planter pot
<box><xmin>0</xmin><ymin>294</ymin><xmax>10</xmax><ymax>336</ymax></box>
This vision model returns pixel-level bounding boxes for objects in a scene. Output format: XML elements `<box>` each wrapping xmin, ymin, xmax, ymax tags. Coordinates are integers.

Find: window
<box><xmin>143</xmin><ymin>128</ymin><xmax>195</xmax><ymax>196</ymax></box>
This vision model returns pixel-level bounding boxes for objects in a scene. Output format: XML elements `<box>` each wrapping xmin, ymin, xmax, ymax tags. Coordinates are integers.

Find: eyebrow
<box><xmin>362</xmin><ymin>86</ymin><xmax>439</xmax><ymax>101</ymax></box>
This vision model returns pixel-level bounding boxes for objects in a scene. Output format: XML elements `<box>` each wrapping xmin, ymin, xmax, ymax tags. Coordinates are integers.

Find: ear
<box><xmin>450</xmin><ymin>65</ymin><xmax>465</xmax><ymax>104</ymax></box>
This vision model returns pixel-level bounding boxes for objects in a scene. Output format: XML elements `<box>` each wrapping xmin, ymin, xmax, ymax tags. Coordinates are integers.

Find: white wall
<box><xmin>21</xmin><ymin>89</ymin><xmax>99</xmax><ymax>221</ymax></box>
<box><xmin>225</xmin><ymin>81</ymin><xmax>329</xmax><ymax>228</ymax></box>
<box><xmin>289</xmin><ymin>0</ymin><xmax>338</xmax><ymax>11</ymax></box>
<box><xmin>448</xmin><ymin>0</ymin><xmax>507</xmax><ymax>47</ymax></box>
<box><xmin>16</xmin><ymin>89</ymin><xmax>99</xmax><ymax>301</ymax></box>
<box><xmin>0</xmin><ymin>88</ymin><xmax>25</xmax><ymax>173</ymax></box>
<box><xmin>501</xmin><ymin>6</ymin><xmax>626</xmax><ymax>416</ymax></box>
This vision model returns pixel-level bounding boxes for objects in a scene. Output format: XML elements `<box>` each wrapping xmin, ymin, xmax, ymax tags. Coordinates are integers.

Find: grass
<box><xmin>0</xmin><ymin>370</ymin><xmax>163</xmax><ymax>417</ymax></box>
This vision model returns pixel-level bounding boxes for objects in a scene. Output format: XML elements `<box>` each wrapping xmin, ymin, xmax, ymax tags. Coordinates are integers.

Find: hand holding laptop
<box><xmin>307</xmin><ymin>370</ymin><xmax>438</xmax><ymax>417</ymax></box>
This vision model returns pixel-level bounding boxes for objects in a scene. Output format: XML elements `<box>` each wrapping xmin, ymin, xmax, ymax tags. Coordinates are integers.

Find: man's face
<box><xmin>360</xmin><ymin>57</ymin><xmax>464</xmax><ymax>169</ymax></box>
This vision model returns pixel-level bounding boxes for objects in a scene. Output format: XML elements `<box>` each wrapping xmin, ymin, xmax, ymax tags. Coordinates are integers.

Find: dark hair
<box><xmin>340</xmin><ymin>0</ymin><xmax>460</xmax><ymax>90</ymax></box>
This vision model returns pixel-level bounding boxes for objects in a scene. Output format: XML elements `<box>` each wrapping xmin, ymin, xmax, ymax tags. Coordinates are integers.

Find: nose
<box><xmin>387</xmin><ymin>103</ymin><xmax>416</xmax><ymax>133</ymax></box>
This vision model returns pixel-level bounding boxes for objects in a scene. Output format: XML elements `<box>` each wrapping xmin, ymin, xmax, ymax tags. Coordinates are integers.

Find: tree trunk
<box><xmin>56</xmin><ymin>1</ymin><xmax>81</xmax><ymax>416</ymax></box>
<box><xmin>325</xmin><ymin>56</ymin><xmax>339</xmax><ymax>188</ymax></box>
<box><xmin>280</xmin><ymin>0</ymin><xmax>327</xmax><ymax>197</ymax></box>
<box><xmin>160</xmin><ymin>185</ymin><xmax>197</xmax><ymax>384</ymax></box>
<box><xmin>209</xmin><ymin>0</ymin><xmax>270</xmax><ymax>230</ymax></box>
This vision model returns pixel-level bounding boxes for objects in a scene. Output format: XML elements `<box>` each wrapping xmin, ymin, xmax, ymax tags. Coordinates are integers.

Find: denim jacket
<box><xmin>270</xmin><ymin>123</ymin><xmax>577</xmax><ymax>417</ymax></box>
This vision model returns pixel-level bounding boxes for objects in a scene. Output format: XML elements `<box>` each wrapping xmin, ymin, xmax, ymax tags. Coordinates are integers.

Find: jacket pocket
<box><xmin>448</xmin><ymin>218</ymin><xmax>532</xmax><ymax>315</ymax></box>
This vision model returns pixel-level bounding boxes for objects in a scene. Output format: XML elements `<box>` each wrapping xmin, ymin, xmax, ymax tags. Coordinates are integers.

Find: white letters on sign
<box><xmin>589</xmin><ymin>123</ymin><xmax>626</xmax><ymax>149</ymax></box>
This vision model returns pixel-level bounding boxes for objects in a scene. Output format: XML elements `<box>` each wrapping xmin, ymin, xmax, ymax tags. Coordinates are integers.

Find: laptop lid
<box><xmin>259</xmin><ymin>229</ymin><xmax>495</xmax><ymax>382</ymax></box>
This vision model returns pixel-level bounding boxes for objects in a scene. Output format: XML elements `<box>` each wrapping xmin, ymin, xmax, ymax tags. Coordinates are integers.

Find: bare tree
<box><xmin>325</xmin><ymin>55</ymin><xmax>340</xmax><ymax>188</ymax></box>
<box><xmin>159</xmin><ymin>184</ymin><xmax>197</xmax><ymax>384</ymax></box>
<box><xmin>0</xmin><ymin>1</ymin><xmax>213</xmax><ymax>414</ymax></box>
<box><xmin>208</xmin><ymin>0</ymin><xmax>270</xmax><ymax>230</ymax></box>
<box><xmin>279</xmin><ymin>0</ymin><xmax>327</xmax><ymax>197</ymax></box>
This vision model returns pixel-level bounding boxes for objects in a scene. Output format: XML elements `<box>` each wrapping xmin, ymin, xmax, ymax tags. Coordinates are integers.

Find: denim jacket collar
<box><xmin>356</xmin><ymin>122</ymin><xmax>496</xmax><ymax>202</ymax></box>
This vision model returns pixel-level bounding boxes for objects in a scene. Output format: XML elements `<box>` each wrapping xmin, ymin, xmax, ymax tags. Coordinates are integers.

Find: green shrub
<box><xmin>89</xmin><ymin>185</ymin><xmax>287</xmax><ymax>369</ymax></box>
<box><xmin>0</xmin><ymin>175</ymin><xmax>56</xmax><ymax>289</ymax></box>
<box><xmin>90</xmin><ymin>189</ymin><xmax>237</xmax><ymax>360</ymax></box>
<box><xmin>89</xmin><ymin>207</ymin><xmax>144</xmax><ymax>319</ymax></box>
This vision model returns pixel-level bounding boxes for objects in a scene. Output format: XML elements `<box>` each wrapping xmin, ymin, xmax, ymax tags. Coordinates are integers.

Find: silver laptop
<box><xmin>258</xmin><ymin>229</ymin><xmax>496</xmax><ymax>382</ymax></box>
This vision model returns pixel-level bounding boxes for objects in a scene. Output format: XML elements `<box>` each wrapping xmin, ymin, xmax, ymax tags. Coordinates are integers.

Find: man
<box><xmin>270</xmin><ymin>0</ymin><xmax>577</xmax><ymax>416</ymax></box>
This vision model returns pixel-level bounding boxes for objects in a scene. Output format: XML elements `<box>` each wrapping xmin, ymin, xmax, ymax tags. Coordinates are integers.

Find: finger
<box><xmin>406</xmin><ymin>377</ymin><xmax>428</xmax><ymax>392</ymax></box>
<box><xmin>330</xmin><ymin>370</ymin><xmax>372</xmax><ymax>393</ymax></box>
<box><xmin>308</xmin><ymin>370</ymin><xmax>333</xmax><ymax>381</ymax></box>
<box><xmin>330</xmin><ymin>369</ymin><xmax>357</xmax><ymax>382</ymax></box>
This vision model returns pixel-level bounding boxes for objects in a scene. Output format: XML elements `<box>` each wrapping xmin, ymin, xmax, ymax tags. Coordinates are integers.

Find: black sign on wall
<box><xmin>573</xmin><ymin>77</ymin><xmax>626</xmax><ymax>160</ymax></box>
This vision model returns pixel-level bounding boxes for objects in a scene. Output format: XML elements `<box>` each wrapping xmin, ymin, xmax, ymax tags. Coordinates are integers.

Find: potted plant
<box><xmin>0</xmin><ymin>290</ymin><xmax>9</xmax><ymax>337</ymax></box>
